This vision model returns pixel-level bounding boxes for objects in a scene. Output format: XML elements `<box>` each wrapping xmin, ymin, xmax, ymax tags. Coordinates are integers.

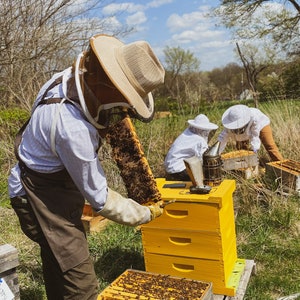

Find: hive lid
<box><xmin>156</xmin><ymin>178</ymin><xmax>235</xmax><ymax>208</ymax></box>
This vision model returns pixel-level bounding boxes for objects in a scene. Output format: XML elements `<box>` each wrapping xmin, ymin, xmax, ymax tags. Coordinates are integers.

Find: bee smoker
<box><xmin>183</xmin><ymin>156</ymin><xmax>212</xmax><ymax>194</ymax></box>
<box><xmin>202</xmin><ymin>141</ymin><xmax>223</xmax><ymax>186</ymax></box>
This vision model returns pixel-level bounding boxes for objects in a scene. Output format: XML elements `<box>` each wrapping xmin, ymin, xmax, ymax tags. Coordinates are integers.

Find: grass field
<box><xmin>1</xmin><ymin>99</ymin><xmax>300</xmax><ymax>299</ymax></box>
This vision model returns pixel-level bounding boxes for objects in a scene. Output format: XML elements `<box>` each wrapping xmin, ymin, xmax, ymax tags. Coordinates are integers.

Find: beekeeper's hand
<box><xmin>147</xmin><ymin>201</ymin><xmax>164</xmax><ymax>220</ymax></box>
<box><xmin>98</xmin><ymin>188</ymin><xmax>152</xmax><ymax>226</ymax></box>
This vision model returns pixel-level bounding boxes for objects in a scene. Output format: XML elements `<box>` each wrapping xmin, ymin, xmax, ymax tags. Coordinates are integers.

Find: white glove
<box><xmin>98</xmin><ymin>188</ymin><xmax>152</xmax><ymax>226</ymax></box>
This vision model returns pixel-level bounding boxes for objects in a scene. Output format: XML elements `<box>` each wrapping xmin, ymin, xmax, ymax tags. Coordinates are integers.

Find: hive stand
<box><xmin>213</xmin><ymin>259</ymin><xmax>256</xmax><ymax>299</ymax></box>
<box><xmin>141</xmin><ymin>178</ymin><xmax>254</xmax><ymax>297</ymax></box>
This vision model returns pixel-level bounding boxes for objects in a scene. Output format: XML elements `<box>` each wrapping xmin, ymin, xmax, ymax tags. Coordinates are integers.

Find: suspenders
<box><xmin>14</xmin><ymin>76</ymin><xmax>64</xmax><ymax>161</ymax></box>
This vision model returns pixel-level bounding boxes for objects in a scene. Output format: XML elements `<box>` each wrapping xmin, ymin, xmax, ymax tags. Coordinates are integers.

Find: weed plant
<box><xmin>0</xmin><ymin>100</ymin><xmax>299</xmax><ymax>299</ymax></box>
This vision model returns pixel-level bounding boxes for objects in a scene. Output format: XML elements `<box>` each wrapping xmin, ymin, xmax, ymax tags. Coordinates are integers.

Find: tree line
<box><xmin>159</xmin><ymin>46</ymin><xmax>299</xmax><ymax>113</ymax></box>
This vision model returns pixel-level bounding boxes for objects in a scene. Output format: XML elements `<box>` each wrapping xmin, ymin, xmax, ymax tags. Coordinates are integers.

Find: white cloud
<box><xmin>170</xmin><ymin>31</ymin><xmax>197</xmax><ymax>44</ymax></box>
<box><xmin>162</xmin><ymin>4</ymin><xmax>236</xmax><ymax>70</ymax></box>
<box><xmin>200</xmin><ymin>40</ymin><xmax>231</xmax><ymax>49</ymax></box>
<box><xmin>126</xmin><ymin>11</ymin><xmax>147</xmax><ymax>26</ymax></box>
<box><xmin>102</xmin><ymin>16</ymin><xmax>123</xmax><ymax>30</ymax></box>
<box><xmin>147</xmin><ymin>0</ymin><xmax>173</xmax><ymax>8</ymax></box>
<box><xmin>167</xmin><ymin>11</ymin><xmax>208</xmax><ymax>32</ymax></box>
<box><xmin>166</xmin><ymin>6</ymin><xmax>228</xmax><ymax>46</ymax></box>
<box><xmin>196</xmin><ymin>28</ymin><xmax>224</xmax><ymax>39</ymax></box>
<box><xmin>99</xmin><ymin>1</ymin><xmax>236</xmax><ymax>70</ymax></box>
<box><xmin>191</xmin><ymin>42</ymin><xmax>236</xmax><ymax>70</ymax></box>
<box><xmin>172</xmin><ymin>28</ymin><xmax>224</xmax><ymax>44</ymax></box>
<box><xmin>102</xmin><ymin>2</ymin><xmax>144</xmax><ymax>15</ymax></box>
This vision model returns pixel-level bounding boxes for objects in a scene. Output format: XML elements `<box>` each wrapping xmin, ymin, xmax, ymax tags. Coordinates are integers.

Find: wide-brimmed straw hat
<box><xmin>88</xmin><ymin>34</ymin><xmax>165</xmax><ymax>120</ymax></box>
<box><xmin>222</xmin><ymin>104</ymin><xmax>251</xmax><ymax>130</ymax></box>
<box><xmin>187</xmin><ymin>114</ymin><xmax>218</xmax><ymax>130</ymax></box>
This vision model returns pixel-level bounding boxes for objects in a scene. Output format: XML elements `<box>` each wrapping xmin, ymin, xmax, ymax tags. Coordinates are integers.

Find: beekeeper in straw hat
<box><xmin>218</xmin><ymin>104</ymin><xmax>283</xmax><ymax>161</ymax></box>
<box><xmin>8</xmin><ymin>34</ymin><xmax>165</xmax><ymax>300</ymax></box>
<box><xmin>164</xmin><ymin>114</ymin><xmax>218</xmax><ymax>181</ymax></box>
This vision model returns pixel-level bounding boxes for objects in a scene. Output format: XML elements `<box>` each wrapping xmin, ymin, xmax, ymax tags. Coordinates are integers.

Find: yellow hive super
<box><xmin>98</xmin><ymin>269</ymin><xmax>213</xmax><ymax>300</ymax></box>
<box><xmin>141</xmin><ymin>178</ymin><xmax>245</xmax><ymax>296</ymax></box>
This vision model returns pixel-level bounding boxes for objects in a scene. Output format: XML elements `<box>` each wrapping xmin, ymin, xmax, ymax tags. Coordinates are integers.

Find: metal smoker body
<box><xmin>203</xmin><ymin>141</ymin><xmax>223</xmax><ymax>186</ymax></box>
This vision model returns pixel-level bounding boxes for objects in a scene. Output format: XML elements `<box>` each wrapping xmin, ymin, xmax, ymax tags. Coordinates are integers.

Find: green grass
<box><xmin>236</xmin><ymin>196</ymin><xmax>300</xmax><ymax>299</ymax></box>
<box><xmin>88</xmin><ymin>222</ymin><xmax>145</xmax><ymax>291</ymax></box>
<box><xmin>1</xmin><ymin>100</ymin><xmax>300</xmax><ymax>299</ymax></box>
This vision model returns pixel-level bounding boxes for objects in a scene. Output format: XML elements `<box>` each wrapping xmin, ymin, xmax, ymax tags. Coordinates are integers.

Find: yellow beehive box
<box><xmin>142</xmin><ymin>224</ymin><xmax>237</xmax><ymax>260</ymax></box>
<box><xmin>98</xmin><ymin>269</ymin><xmax>213</xmax><ymax>300</ymax></box>
<box><xmin>141</xmin><ymin>178</ymin><xmax>244</xmax><ymax>296</ymax></box>
<box><xmin>143</xmin><ymin>239</ymin><xmax>238</xmax><ymax>284</ymax></box>
<box><xmin>142</xmin><ymin>179</ymin><xmax>236</xmax><ymax>232</ymax></box>
<box><xmin>143</xmin><ymin>254</ymin><xmax>245</xmax><ymax>296</ymax></box>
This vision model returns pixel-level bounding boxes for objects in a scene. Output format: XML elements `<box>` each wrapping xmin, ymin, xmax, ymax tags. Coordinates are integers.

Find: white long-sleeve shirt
<box><xmin>164</xmin><ymin>128</ymin><xmax>209</xmax><ymax>174</ymax></box>
<box><xmin>8</xmin><ymin>68</ymin><xmax>108</xmax><ymax>211</ymax></box>
<box><xmin>218</xmin><ymin>107</ymin><xmax>270</xmax><ymax>153</ymax></box>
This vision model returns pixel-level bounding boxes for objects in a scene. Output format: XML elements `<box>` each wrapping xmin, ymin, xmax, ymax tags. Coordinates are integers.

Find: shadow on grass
<box><xmin>18</xmin><ymin>246</ymin><xmax>145</xmax><ymax>299</ymax></box>
<box><xmin>94</xmin><ymin>246</ymin><xmax>145</xmax><ymax>289</ymax></box>
<box><xmin>20</xmin><ymin>287</ymin><xmax>45</xmax><ymax>300</ymax></box>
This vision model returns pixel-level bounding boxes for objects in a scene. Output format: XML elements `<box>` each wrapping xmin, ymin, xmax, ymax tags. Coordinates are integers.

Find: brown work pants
<box><xmin>11</xmin><ymin>165</ymin><xmax>98</xmax><ymax>300</ymax></box>
<box><xmin>260</xmin><ymin>125</ymin><xmax>283</xmax><ymax>161</ymax></box>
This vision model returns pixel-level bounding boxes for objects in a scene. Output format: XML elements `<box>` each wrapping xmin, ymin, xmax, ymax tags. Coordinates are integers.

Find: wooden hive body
<box><xmin>266</xmin><ymin>159</ymin><xmax>300</xmax><ymax>194</ymax></box>
<box><xmin>141</xmin><ymin>179</ymin><xmax>245</xmax><ymax>296</ymax></box>
<box><xmin>81</xmin><ymin>203</ymin><xmax>107</xmax><ymax>233</ymax></box>
<box><xmin>221</xmin><ymin>150</ymin><xmax>259</xmax><ymax>179</ymax></box>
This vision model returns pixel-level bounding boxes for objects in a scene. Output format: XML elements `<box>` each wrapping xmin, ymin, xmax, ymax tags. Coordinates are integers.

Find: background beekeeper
<box><xmin>218</xmin><ymin>104</ymin><xmax>283</xmax><ymax>162</ymax></box>
<box><xmin>164</xmin><ymin>114</ymin><xmax>218</xmax><ymax>181</ymax></box>
<box><xmin>8</xmin><ymin>34</ymin><xmax>165</xmax><ymax>300</ymax></box>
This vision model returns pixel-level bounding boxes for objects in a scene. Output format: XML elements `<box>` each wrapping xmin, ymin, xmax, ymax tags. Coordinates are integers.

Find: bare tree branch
<box><xmin>215</xmin><ymin>0</ymin><xmax>300</xmax><ymax>56</ymax></box>
<box><xmin>0</xmin><ymin>0</ymin><xmax>133</xmax><ymax>108</ymax></box>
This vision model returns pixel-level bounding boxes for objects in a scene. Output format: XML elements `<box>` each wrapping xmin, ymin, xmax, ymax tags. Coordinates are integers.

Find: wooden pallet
<box><xmin>213</xmin><ymin>260</ymin><xmax>256</xmax><ymax>300</ymax></box>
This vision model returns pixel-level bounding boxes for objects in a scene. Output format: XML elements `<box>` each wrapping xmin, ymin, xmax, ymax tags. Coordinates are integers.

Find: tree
<box><xmin>208</xmin><ymin>63</ymin><xmax>245</xmax><ymax>101</ymax></box>
<box><xmin>214</xmin><ymin>0</ymin><xmax>300</xmax><ymax>56</ymax></box>
<box><xmin>235</xmin><ymin>42</ymin><xmax>271</xmax><ymax>107</ymax></box>
<box><xmin>162</xmin><ymin>46</ymin><xmax>201</xmax><ymax>113</ymax></box>
<box><xmin>0</xmin><ymin>0</ymin><xmax>132</xmax><ymax>109</ymax></box>
<box><xmin>281</xmin><ymin>58</ymin><xmax>300</xmax><ymax>99</ymax></box>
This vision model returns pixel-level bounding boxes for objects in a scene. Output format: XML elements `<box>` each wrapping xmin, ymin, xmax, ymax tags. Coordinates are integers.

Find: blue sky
<box><xmin>100</xmin><ymin>0</ymin><xmax>236</xmax><ymax>71</ymax></box>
